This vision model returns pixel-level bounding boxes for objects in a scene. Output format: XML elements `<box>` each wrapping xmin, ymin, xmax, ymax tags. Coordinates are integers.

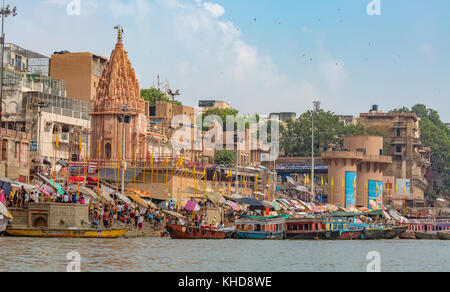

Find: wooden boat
<box><xmin>322</xmin><ymin>219</ymin><xmax>364</xmax><ymax>240</ymax></box>
<box><xmin>437</xmin><ymin>232</ymin><xmax>450</xmax><ymax>240</ymax></box>
<box><xmin>166</xmin><ymin>223</ymin><xmax>229</xmax><ymax>239</ymax></box>
<box><xmin>399</xmin><ymin>230</ymin><xmax>416</xmax><ymax>239</ymax></box>
<box><xmin>414</xmin><ymin>231</ymin><xmax>438</xmax><ymax>240</ymax></box>
<box><xmin>235</xmin><ymin>215</ymin><xmax>287</xmax><ymax>239</ymax></box>
<box><xmin>381</xmin><ymin>226</ymin><xmax>408</xmax><ymax>239</ymax></box>
<box><xmin>286</xmin><ymin>218</ymin><xmax>339</xmax><ymax>240</ymax></box>
<box><xmin>362</xmin><ymin>225</ymin><xmax>386</xmax><ymax>240</ymax></box>
<box><xmin>5</xmin><ymin>228</ymin><xmax>128</xmax><ymax>238</ymax></box>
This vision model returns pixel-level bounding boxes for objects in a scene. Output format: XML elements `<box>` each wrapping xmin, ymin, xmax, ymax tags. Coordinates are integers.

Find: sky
<box><xmin>6</xmin><ymin>0</ymin><xmax>450</xmax><ymax>121</ymax></box>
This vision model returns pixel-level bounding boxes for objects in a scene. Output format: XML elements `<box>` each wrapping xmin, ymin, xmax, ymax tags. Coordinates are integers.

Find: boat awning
<box><xmin>206</xmin><ymin>192</ymin><xmax>224</xmax><ymax>204</ymax></box>
<box><xmin>225</xmin><ymin>196</ymin><xmax>273</xmax><ymax>209</ymax></box>
<box><xmin>36</xmin><ymin>173</ymin><xmax>64</xmax><ymax>195</ymax></box>
<box><xmin>127</xmin><ymin>191</ymin><xmax>149</xmax><ymax>208</ymax></box>
<box><xmin>0</xmin><ymin>201</ymin><xmax>13</xmax><ymax>219</ymax></box>
<box><xmin>162</xmin><ymin>210</ymin><xmax>186</xmax><ymax>220</ymax></box>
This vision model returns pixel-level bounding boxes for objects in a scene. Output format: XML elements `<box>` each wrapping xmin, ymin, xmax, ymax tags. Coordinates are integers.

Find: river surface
<box><xmin>0</xmin><ymin>237</ymin><xmax>448</xmax><ymax>272</ymax></box>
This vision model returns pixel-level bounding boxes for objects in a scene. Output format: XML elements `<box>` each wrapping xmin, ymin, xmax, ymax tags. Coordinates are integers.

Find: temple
<box><xmin>90</xmin><ymin>26</ymin><xmax>149</xmax><ymax>166</ymax></box>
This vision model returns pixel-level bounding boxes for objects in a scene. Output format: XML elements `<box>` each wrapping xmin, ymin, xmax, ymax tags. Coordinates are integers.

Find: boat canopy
<box><xmin>225</xmin><ymin>196</ymin><xmax>273</xmax><ymax>209</ymax></box>
<box><xmin>0</xmin><ymin>202</ymin><xmax>13</xmax><ymax>219</ymax></box>
<box><xmin>330</xmin><ymin>210</ymin><xmax>384</xmax><ymax>217</ymax></box>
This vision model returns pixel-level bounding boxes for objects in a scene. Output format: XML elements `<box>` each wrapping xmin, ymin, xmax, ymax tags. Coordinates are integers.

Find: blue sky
<box><xmin>7</xmin><ymin>0</ymin><xmax>450</xmax><ymax>120</ymax></box>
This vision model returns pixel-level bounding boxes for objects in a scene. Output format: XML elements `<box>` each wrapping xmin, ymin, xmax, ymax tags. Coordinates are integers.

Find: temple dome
<box><xmin>93</xmin><ymin>38</ymin><xmax>145</xmax><ymax>114</ymax></box>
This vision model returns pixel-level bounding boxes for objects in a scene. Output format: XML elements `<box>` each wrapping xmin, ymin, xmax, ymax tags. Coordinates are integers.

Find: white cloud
<box><xmin>203</xmin><ymin>2</ymin><xmax>225</xmax><ymax>18</ymax></box>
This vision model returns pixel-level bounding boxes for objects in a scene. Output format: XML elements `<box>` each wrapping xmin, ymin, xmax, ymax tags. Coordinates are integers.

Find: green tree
<box><xmin>214</xmin><ymin>150</ymin><xmax>235</xmax><ymax>167</ymax></box>
<box><xmin>140</xmin><ymin>88</ymin><xmax>182</xmax><ymax>106</ymax></box>
<box><xmin>280</xmin><ymin>111</ymin><xmax>384</xmax><ymax>157</ymax></box>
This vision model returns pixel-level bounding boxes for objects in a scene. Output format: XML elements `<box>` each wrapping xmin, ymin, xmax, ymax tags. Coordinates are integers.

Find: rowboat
<box><xmin>166</xmin><ymin>223</ymin><xmax>229</xmax><ymax>239</ymax></box>
<box><xmin>4</xmin><ymin>228</ymin><xmax>128</xmax><ymax>238</ymax></box>
<box><xmin>414</xmin><ymin>231</ymin><xmax>439</xmax><ymax>240</ymax></box>
<box><xmin>437</xmin><ymin>232</ymin><xmax>450</xmax><ymax>240</ymax></box>
<box><xmin>235</xmin><ymin>215</ymin><xmax>288</xmax><ymax>240</ymax></box>
<box><xmin>381</xmin><ymin>226</ymin><xmax>408</xmax><ymax>239</ymax></box>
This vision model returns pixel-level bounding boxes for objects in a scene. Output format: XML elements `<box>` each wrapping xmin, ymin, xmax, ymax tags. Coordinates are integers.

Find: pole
<box><xmin>121</xmin><ymin>111</ymin><xmax>126</xmax><ymax>202</ymax></box>
<box><xmin>311</xmin><ymin>108</ymin><xmax>315</xmax><ymax>201</ymax></box>
<box><xmin>0</xmin><ymin>1</ymin><xmax>5</xmax><ymax>127</ymax></box>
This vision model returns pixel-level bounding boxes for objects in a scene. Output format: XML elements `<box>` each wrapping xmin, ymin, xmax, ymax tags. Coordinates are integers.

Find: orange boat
<box><xmin>166</xmin><ymin>223</ymin><xmax>229</xmax><ymax>239</ymax></box>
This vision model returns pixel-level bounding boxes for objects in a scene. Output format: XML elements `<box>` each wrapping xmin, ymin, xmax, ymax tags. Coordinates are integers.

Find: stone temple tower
<box><xmin>90</xmin><ymin>26</ymin><xmax>149</xmax><ymax>167</ymax></box>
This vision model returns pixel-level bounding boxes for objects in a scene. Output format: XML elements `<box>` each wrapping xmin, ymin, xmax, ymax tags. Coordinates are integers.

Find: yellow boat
<box><xmin>5</xmin><ymin>228</ymin><xmax>128</xmax><ymax>238</ymax></box>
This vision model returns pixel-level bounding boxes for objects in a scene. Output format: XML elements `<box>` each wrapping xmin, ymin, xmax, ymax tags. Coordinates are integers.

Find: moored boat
<box><xmin>437</xmin><ymin>232</ymin><xmax>450</xmax><ymax>240</ymax></box>
<box><xmin>414</xmin><ymin>231</ymin><xmax>438</xmax><ymax>240</ymax></box>
<box><xmin>286</xmin><ymin>218</ymin><xmax>338</xmax><ymax>240</ymax></box>
<box><xmin>362</xmin><ymin>224</ymin><xmax>386</xmax><ymax>240</ymax></box>
<box><xmin>322</xmin><ymin>219</ymin><xmax>364</xmax><ymax>240</ymax></box>
<box><xmin>166</xmin><ymin>223</ymin><xmax>229</xmax><ymax>239</ymax></box>
<box><xmin>381</xmin><ymin>226</ymin><xmax>408</xmax><ymax>239</ymax></box>
<box><xmin>5</xmin><ymin>228</ymin><xmax>128</xmax><ymax>238</ymax></box>
<box><xmin>235</xmin><ymin>215</ymin><xmax>288</xmax><ymax>239</ymax></box>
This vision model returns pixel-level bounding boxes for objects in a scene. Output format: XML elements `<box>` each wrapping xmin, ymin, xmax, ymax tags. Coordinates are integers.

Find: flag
<box><xmin>213</xmin><ymin>170</ymin><xmax>217</xmax><ymax>181</ymax></box>
<box><xmin>193</xmin><ymin>165</ymin><xmax>196</xmax><ymax>175</ymax></box>
<box><xmin>162</xmin><ymin>155</ymin><xmax>169</xmax><ymax>167</ymax></box>
<box><xmin>176</xmin><ymin>156</ymin><xmax>183</xmax><ymax>168</ymax></box>
<box><xmin>396</xmin><ymin>184</ymin><xmax>398</xmax><ymax>194</ymax></box>
<box><xmin>342</xmin><ymin>178</ymin><xmax>345</xmax><ymax>189</ymax></box>
<box><xmin>321</xmin><ymin>176</ymin><xmax>324</xmax><ymax>186</ymax></box>
<box><xmin>203</xmin><ymin>167</ymin><xmax>206</xmax><ymax>177</ymax></box>
<box><xmin>226</xmin><ymin>169</ymin><xmax>232</xmax><ymax>178</ymax></box>
<box><xmin>55</xmin><ymin>132</ymin><xmax>59</xmax><ymax>149</ymax></box>
<box><xmin>255</xmin><ymin>175</ymin><xmax>258</xmax><ymax>187</ymax></box>
<box><xmin>134</xmin><ymin>149</ymin><xmax>137</xmax><ymax>163</ymax></box>
<box><xmin>79</xmin><ymin>135</ymin><xmax>83</xmax><ymax>154</ymax></box>
<box><xmin>331</xmin><ymin>177</ymin><xmax>334</xmax><ymax>187</ymax></box>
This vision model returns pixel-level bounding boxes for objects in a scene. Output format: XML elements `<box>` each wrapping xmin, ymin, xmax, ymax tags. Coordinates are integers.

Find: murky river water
<box><xmin>0</xmin><ymin>237</ymin><xmax>448</xmax><ymax>272</ymax></box>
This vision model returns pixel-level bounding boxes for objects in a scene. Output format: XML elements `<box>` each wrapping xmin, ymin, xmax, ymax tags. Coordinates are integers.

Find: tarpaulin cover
<box><xmin>225</xmin><ymin>196</ymin><xmax>273</xmax><ymax>209</ymax></box>
<box><xmin>184</xmin><ymin>200</ymin><xmax>200</xmax><ymax>212</ymax></box>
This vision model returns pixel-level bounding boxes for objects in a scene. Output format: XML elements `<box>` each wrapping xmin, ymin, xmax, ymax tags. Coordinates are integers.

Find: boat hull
<box><xmin>437</xmin><ymin>232</ymin><xmax>450</xmax><ymax>240</ymax></box>
<box><xmin>399</xmin><ymin>230</ymin><xmax>416</xmax><ymax>239</ymax></box>
<box><xmin>166</xmin><ymin>223</ymin><xmax>228</xmax><ymax>239</ymax></box>
<box><xmin>414</xmin><ymin>231</ymin><xmax>439</xmax><ymax>240</ymax></box>
<box><xmin>338</xmin><ymin>230</ymin><xmax>364</xmax><ymax>240</ymax></box>
<box><xmin>5</xmin><ymin>228</ymin><xmax>128</xmax><ymax>238</ymax></box>
<box><xmin>286</xmin><ymin>230</ymin><xmax>339</xmax><ymax>240</ymax></box>
<box><xmin>236</xmin><ymin>231</ymin><xmax>285</xmax><ymax>240</ymax></box>
<box><xmin>381</xmin><ymin>226</ymin><xmax>408</xmax><ymax>239</ymax></box>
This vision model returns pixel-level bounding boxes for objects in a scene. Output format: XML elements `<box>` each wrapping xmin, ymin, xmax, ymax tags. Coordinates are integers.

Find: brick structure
<box><xmin>8</xmin><ymin>203</ymin><xmax>90</xmax><ymax>230</ymax></box>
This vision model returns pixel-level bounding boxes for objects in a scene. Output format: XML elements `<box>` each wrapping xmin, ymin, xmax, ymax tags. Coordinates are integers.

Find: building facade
<box><xmin>358</xmin><ymin>108</ymin><xmax>431</xmax><ymax>203</ymax></box>
<box><xmin>50</xmin><ymin>51</ymin><xmax>108</xmax><ymax>103</ymax></box>
<box><xmin>322</xmin><ymin>136</ymin><xmax>392</xmax><ymax>208</ymax></box>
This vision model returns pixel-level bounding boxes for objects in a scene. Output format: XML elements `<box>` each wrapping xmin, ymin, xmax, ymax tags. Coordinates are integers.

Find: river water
<box><xmin>0</xmin><ymin>237</ymin><xmax>448</xmax><ymax>272</ymax></box>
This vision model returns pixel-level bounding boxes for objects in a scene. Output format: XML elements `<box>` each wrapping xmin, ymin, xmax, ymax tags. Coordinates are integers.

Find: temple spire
<box><xmin>114</xmin><ymin>25</ymin><xmax>124</xmax><ymax>42</ymax></box>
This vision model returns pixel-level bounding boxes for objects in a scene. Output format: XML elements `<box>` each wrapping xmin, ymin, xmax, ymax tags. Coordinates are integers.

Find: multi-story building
<box><xmin>269</xmin><ymin>112</ymin><xmax>296</xmax><ymax>123</ymax></box>
<box><xmin>358</xmin><ymin>106</ymin><xmax>431</xmax><ymax>204</ymax></box>
<box><xmin>1</xmin><ymin>43</ymin><xmax>92</xmax><ymax>178</ymax></box>
<box><xmin>50</xmin><ymin>51</ymin><xmax>108</xmax><ymax>103</ymax></box>
<box><xmin>0</xmin><ymin>126</ymin><xmax>31</xmax><ymax>182</ymax></box>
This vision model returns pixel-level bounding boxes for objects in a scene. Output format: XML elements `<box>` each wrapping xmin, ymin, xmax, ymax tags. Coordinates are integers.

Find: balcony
<box><xmin>392</xmin><ymin>122</ymin><xmax>406</xmax><ymax>129</ymax></box>
<box><xmin>391</xmin><ymin>137</ymin><xmax>406</xmax><ymax>145</ymax></box>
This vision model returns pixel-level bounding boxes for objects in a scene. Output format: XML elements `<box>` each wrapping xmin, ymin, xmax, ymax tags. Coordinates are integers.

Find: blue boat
<box><xmin>234</xmin><ymin>215</ymin><xmax>288</xmax><ymax>239</ymax></box>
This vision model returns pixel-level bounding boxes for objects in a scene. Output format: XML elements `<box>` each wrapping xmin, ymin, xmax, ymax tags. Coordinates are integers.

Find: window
<box><xmin>105</xmin><ymin>143</ymin><xmax>112</xmax><ymax>159</ymax></box>
<box><xmin>397</xmin><ymin>129</ymin><xmax>401</xmax><ymax>137</ymax></box>
<box><xmin>1</xmin><ymin>140</ymin><xmax>7</xmax><ymax>161</ymax></box>
<box><xmin>396</xmin><ymin>145</ymin><xmax>402</xmax><ymax>153</ymax></box>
